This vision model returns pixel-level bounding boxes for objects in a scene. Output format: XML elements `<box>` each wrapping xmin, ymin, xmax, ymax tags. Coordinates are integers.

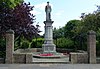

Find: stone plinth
<box><xmin>42</xmin><ymin>44</ymin><xmax>56</xmax><ymax>53</ymax></box>
<box><xmin>87</xmin><ymin>30</ymin><xmax>96</xmax><ymax>64</ymax></box>
<box><xmin>6</xmin><ymin>29</ymin><xmax>14</xmax><ymax>64</ymax></box>
<box><xmin>42</xmin><ymin>21</ymin><xmax>56</xmax><ymax>53</ymax></box>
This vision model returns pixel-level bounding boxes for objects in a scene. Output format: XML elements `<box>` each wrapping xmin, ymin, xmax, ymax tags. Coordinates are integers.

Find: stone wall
<box><xmin>13</xmin><ymin>53</ymin><xmax>26</xmax><ymax>63</ymax></box>
<box><xmin>13</xmin><ymin>53</ymin><xmax>33</xmax><ymax>64</ymax></box>
<box><xmin>15</xmin><ymin>48</ymin><xmax>74</xmax><ymax>54</ymax></box>
<box><xmin>70</xmin><ymin>52</ymin><xmax>88</xmax><ymax>64</ymax></box>
<box><xmin>26</xmin><ymin>53</ymin><xmax>33</xmax><ymax>64</ymax></box>
<box><xmin>14</xmin><ymin>48</ymin><xmax>42</xmax><ymax>53</ymax></box>
<box><xmin>0</xmin><ymin>58</ymin><xmax>5</xmax><ymax>64</ymax></box>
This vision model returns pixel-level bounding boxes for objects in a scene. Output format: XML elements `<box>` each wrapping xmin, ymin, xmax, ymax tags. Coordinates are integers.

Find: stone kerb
<box><xmin>6</xmin><ymin>29</ymin><xmax>14</xmax><ymax>64</ymax></box>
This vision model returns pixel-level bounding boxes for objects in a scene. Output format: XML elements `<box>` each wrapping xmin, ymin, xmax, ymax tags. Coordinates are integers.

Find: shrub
<box><xmin>30</xmin><ymin>38</ymin><xmax>44</xmax><ymax>48</ymax></box>
<box><xmin>0</xmin><ymin>38</ymin><xmax>6</xmax><ymax>58</ymax></box>
<box><xmin>54</xmin><ymin>38</ymin><xmax>74</xmax><ymax>49</ymax></box>
<box><xmin>20</xmin><ymin>41</ymin><xmax>29</xmax><ymax>49</ymax></box>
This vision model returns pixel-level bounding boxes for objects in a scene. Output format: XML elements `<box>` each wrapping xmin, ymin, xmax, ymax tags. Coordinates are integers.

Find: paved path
<box><xmin>0</xmin><ymin>64</ymin><xmax>100</xmax><ymax>69</ymax></box>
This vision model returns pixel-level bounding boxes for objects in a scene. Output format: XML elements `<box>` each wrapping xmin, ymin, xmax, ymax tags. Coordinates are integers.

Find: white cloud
<box><xmin>55</xmin><ymin>10</ymin><xmax>64</xmax><ymax>16</ymax></box>
<box><xmin>30</xmin><ymin>2</ymin><xmax>53</xmax><ymax>16</ymax></box>
<box><xmin>34</xmin><ymin>2</ymin><xmax>53</xmax><ymax>11</ymax></box>
<box><xmin>30</xmin><ymin>2</ymin><xmax>47</xmax><ymax>15</ymax></box>
<box><xmin>30</xmin><ymin>10</ymin><xmax>41</xmax><ymax>15</ymax></box>
<box><xmin>35</xmin><ymin>2</ymin><xmax>46</xmax><ymax>11</ymax></box>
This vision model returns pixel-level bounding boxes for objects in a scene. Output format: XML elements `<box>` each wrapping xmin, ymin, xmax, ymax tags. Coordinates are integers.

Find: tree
<box><xmin>80</xmin><ymin>6</ymin><xmax>100</xmax><ymax>52</ymax></box>
<box><xmin>0</xmin><ymin>2</ymin><xmax>39</xmax><ymax>39</ymax></box>
<box><xmin>12</xmin><ymin>2</ymin><xmax>39</xmax><ymax>39</ymax></box>
<box><xmin>54</xmin><ymin>37</ymin><xmax>74</xmax><ymax>49</ymax></box>
<box><xmin>0</xmin><ymin>0</ymin><xmax>23</xmax><ymax>8</ymax></box>
<box><xmin>81</xmin><ymin>13</ymin><xmax>97</xmax><ymax>33</ymax></box>
<box><xmin>53</xmin><ymin>27</ymin><xmax>64</xmax><ymax>39</ymax></box>
<box><xmin>81</xmin><ymin>6</ymin><xmax>100</xmax><ymax>33</ymax></box>
<box><xmin>53</xmin><ymin>27</ymin><xmax>65</xmax><ymax>46</ymax></box>
<box><xmin>64</xmin><ymin>20</ymin><xmax>82</xmax><ymax>38</ymax></box>
<box><xmin>0</xmin><ymin>1</ymin><xmax>39</xmax><ymax>57</ymax></box>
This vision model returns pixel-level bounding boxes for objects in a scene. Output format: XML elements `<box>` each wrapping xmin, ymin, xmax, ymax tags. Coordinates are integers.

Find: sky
<box><xmin>24</xmin><ymin>0</ymin><xmax>100</xmax><ymax>35</ymax></box>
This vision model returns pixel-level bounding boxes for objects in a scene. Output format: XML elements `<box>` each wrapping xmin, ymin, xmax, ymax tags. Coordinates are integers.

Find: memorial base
<box><xmin>42</xmin><ymin>44</ymin><xmax>56</xmax><ymax>54</ymax></box>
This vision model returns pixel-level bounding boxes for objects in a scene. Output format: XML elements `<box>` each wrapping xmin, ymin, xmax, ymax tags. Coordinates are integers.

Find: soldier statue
<box><xmin>45</xmin><ymin>2</ymin><xmax>52</xmax><ymax>21</ymax></box>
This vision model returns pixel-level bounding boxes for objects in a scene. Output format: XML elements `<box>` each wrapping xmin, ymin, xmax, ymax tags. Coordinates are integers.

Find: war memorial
<box><xmin>0</xmin><ymin>2</ymin><xmax>97</xmax><ymax>64</ymax></box>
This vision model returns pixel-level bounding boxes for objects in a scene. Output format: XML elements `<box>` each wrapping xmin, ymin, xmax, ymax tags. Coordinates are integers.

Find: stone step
<box><xmin>32</xmin><ymin>52</ymin><xmax>69</xmax><ymax>59</ymax></box>
<box><xmin>33</xmin><ymin>54</ymin><xmax>68</xmax><ymax>59</ymax></box>
<box><xmin>32</xmin><ymin>56</ymin><xmax>70</xmax><ymax>64</ymax></box>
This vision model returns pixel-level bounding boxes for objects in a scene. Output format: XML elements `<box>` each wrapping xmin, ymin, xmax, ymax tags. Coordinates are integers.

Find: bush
<box><xmin>20</xmin><ymin>41</ymin><xmax>29</xmax><ymax>49</ymax></box>
<box><xmin>54</xmin><ymin>38</ymin><xmax>74</xmax><ymax>49</ymax></box>
<box><xmin>30</xmin><ymin>38</ymin><xmax>44</xmax><ymax>48</ymax></box>
<box><xmin>0</xmin><ymin>38</ymin><xmax>6</xmax><ymax>58</ymax></box>
<box><xmin>96</xmin><ymin>40</ymin><xmax>100</xmax><ymax>56</ymax></box>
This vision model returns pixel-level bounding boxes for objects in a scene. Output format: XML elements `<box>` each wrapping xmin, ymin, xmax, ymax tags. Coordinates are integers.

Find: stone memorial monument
<box><xmin>42</xmin><ymin>2</ymin><xmax>56</xmax><ymax>53</ymax></box>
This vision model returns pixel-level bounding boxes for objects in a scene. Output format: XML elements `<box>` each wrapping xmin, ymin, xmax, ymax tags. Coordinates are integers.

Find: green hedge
<box><xmin>54</xmin><ymin>38</ymin><xmax>74</xmax><ymax>49</ymax></box>
<box><xmin>30</xmin><ymin>38</ymin><xmax>44</xmax><ymax>48</ymax></box>
<box><xmin>0</xmin><ymin>38</ymin><xmax>6</xmax><ymax>58</ymax></box>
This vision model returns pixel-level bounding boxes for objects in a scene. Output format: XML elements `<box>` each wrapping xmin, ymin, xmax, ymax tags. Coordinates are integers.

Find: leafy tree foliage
<box><xmin>53</xmin><ymin>6</ymin><xmax>100</xmax><ymax>53</ymax></box>
<box><xmin>0</xmin><ymin>1</ymin><xmax>40</xmax><ymax>57</ymax></box>
<box><xmin>0</xmin><ymin>38</ymin><xmax>6</xmax><ymax>58</ymax></box>
<box><xmin>0</xmin><ymin>2</ymin><xmax>39</xmax><ymax>39</ymax></box>
<box><xmin>12</xmin><ymin>2</ymin><xmax>39</xmax><ymax>39</ymax></box>
<box><xmin>81</xmin><ymin>6</ymin><xmax>100</xmax><ymax>32</ymax></box>
<box><xmin>64</xmin><ymin>20</ymin><xmax>82</xmax><ymax>38</ymax></box>
<box><xmin>29</xmin><ymin>38</ymin><xmax>44</xmax><ymax>48</ymax></box>
<box><xmin>54</xmin><ymin>38</ymin><xmax>74</xmax><ymax>49</ymax></box>
<box><xmin>53</xmin><ymin>27</ymin><xmax>64</xmax><ymax>39</ymax></box>
<box><xmin>81</xmin><ymin>13</ymin><xmax>97</xmax><ymax>32</ymax></box>
<box><xmin>0</xmin><ymin>0</ymin><xmax>23</xmax><ymax>8</ymax></box>
<box><xmin>53</xmin><ymin>20</ymin><xmax>83</xmax><ymax>49</ymax></box>
<box><xmin>80</xmin><ymin>6</ymin><xmax>100</xmax><ymax>54</ymax></box>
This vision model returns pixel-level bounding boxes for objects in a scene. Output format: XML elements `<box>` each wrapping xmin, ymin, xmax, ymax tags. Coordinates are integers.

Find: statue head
<box><xmin>47</xmin><ymin>1</ymin><xmax>49</xmax><ymax>5</ymax></box>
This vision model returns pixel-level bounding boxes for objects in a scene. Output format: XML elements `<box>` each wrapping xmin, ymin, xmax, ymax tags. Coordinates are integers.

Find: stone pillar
<box><xmin>6</xmin><ymin>29</ymin><xmax>14</xmax><ymax>64</ymax></box>
<box><xmin>87</xmin><ymin>30</ymin><xmax>96</xmax><ymax>64</ymax></box>
<box><xmin>42</xmin><ymin>21</ymin><xmax>56</xmax><ymax>53</ymax></box>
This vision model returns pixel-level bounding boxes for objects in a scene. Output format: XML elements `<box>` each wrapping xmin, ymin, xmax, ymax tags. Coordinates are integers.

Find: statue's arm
<box><xmin>45</xmin><ymin>6</ymin><xmax>47</xmax><ymax>12</ymax></box>
<box><xmin>50</xmin><ymin>6</ymin><xmax>52</xmax><ymax>12</ymax></box>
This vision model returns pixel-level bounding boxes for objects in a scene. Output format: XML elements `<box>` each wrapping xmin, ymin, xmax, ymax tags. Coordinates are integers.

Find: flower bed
<box><xmin>39</xmin><ymin>53</ymin><xmax>53</xmax><ymax>56</ymax></box>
